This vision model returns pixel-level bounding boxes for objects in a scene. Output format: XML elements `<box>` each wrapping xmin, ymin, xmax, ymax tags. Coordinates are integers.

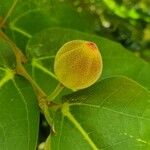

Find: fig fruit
<box><xmin>54</xmin><ymin>40</ymin><xmax>103</xmax><ymax>90</ymax></box>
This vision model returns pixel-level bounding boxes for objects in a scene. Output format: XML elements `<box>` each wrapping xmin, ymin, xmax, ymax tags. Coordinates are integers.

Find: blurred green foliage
<box><xmin>66</xmin><ymin>0</ymin><xmax>150</xmax><ymax>62</ymax></box>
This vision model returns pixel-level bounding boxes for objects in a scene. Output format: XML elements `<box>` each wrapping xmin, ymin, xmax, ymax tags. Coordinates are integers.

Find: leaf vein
<box><xmin>12</xmin><ymin>80</ymin><xmax>30</xmax><ymax>150</ymax></box>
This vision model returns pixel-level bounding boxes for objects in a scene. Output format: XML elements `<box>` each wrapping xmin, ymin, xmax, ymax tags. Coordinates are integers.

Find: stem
<box><xmin>0</xmin><ymin>0</ymin><xmax>19</xmax><ymax>28</ymax></box>
<box><xmin>43</xmin><ymin>104</ymin><xmax>56</xmax><ymax>134</ymax></box>
<box><xmin>32</xmin><ymin>59</ymin><xmax>57</xmax><ymax>80</ymax></box>
<box><xmin>15</xmin><ymin>61</ymin><xmax>57</xmax><ymax>133</ymax></box>
<box><xmin>48</xmin><ymin>82</ymin><xmax>64</xmax><ymax>101</ymax></box>
<box><xmin>62</xmin><ymin>103</ymin><xmax>99</xmax><ymax>150</ymax></box>
<box><xmin>0</xmin><ymin>30</ymin><xmax>27</xmax><ymax>64</ymax></box>
<box><xmin>16</xmin><ymin>63</ymin><xmax>46</xmax><ymax>100</ymax></box>
<box><xmin>0</xmin><ymin>30</ymin><xmax>38</xmax><ymax>90</ymax></box>
<box><xmin>9</xmin><ymin>24</ymin><xmax>32</xmax><ymax>38</ymax></box>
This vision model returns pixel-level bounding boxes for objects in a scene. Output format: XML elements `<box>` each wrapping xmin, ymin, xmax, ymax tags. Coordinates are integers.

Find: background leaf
<box><xmin>26</xmin><ymin>28</ymin><xmax>150</xmax><ymax>94</ymax></box>
<box><xmin>50</xmin><ymin>76</ymin><xmax>150</xmax><ymax>150</ymax></box>
<box><xmin>10</xmin><ymin>3</ymin><xmax>95</xmax><ymax>35</ymax></box>
<box><xmin>1</xmin><ymin>0</ymin><xmax>96</xmax><ymax>51</ymax></box>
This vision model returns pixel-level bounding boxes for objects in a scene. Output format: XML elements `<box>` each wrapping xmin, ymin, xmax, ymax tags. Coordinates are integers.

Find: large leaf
<box><xmin>26</xmin><ymin>28</ymin><xmax>150</xmax><ymax>92</ymax></box>
<box><xmin>50</xmin><ymin>76</ymin><xmax>150</xmax><ymax>150</ymax></box>
<box><xmin>0</xmin><ymin>70</ymin><xmax>39</xmax><ymax>150</ymax></box>
<box><xmin>0</xmin><ymin>42</ymin><xmax>39</xmax><ymax>150</ymax></box>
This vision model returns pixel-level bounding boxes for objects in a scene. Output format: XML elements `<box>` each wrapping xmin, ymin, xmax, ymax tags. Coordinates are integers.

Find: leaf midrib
<box><xmin>69</xmin><ymin>103</ymin><xmax>150</xmax><ymax>121</ymax></box>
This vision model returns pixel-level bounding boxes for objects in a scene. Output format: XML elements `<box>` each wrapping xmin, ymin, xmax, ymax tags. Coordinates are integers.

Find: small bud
<box><xmin>54</xmin><ymin>40</ymin><xmax>103</xmax><ymax>90</ymax></box>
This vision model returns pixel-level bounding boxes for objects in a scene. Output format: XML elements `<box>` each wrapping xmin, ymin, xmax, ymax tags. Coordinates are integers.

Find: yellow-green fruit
<box><xmin>54</xmin><ymin>40</ymin><xmax>103</xmax><ymax>90</ymax></box>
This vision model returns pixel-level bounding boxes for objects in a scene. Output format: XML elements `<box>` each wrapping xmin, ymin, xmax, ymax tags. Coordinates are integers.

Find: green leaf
<box><xmin>0</xmin><ymin>0</ymin><xmax>44</xmax><ymax>19</ymax></box>
<box><xmin>26</xmin><ymin>28</ymin><xmax>150</xmax><ymax>90</ymax></box>
<box><xmin>10</xmin><ymin>8</ymin><xmax>94</xmax><ymax>36</ymax></box>
<box><xmin>0</xmin><ymin>24</ymin><xmax>36</xmax><ymax>150</ymax></box>
<box><xmin>1</xmin><ymin>2</ymin><xmax>40</xmax><ymax>147</ymax></box>
<box><xmin>0</xmin><ymin>40</ymin><xmax>39</xmax><ymax>149</ymax></box>
<box><xmin>50</xmin><ymin>76</ymin><xmax>150</xmax><ymax>150</ymax></box>
<box><xmin>9</xmin><ymin>1</ymin><xmax>95</xmax><ymax>36</ymax></box>
<box><xmin>0</xmin><ymin>69</ymin><xmax>39</xmax><ymax>150</ymax></box>
<box><xmin>0</xmin><ymin>18</ymin><xmax>40</xmax><ymax>150</ymax></box>
<box><xmin>1</xmin><ymin>0</ymin><xmax>96</xmax><ymax>53</ymax></box>
<box><xmin>0</xmin><ymin>0</ymin><xmax>13</xmax><ymax>17</ymax></box>
<box><xmin>0</xmin><ymin>38</ymin><xmax>16</xmax><ymax>68</ymax></box>
<box><xmin>2</xmin><ymin>0</ymin><xmax>95</xmax><ymax>51</ymax></box>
